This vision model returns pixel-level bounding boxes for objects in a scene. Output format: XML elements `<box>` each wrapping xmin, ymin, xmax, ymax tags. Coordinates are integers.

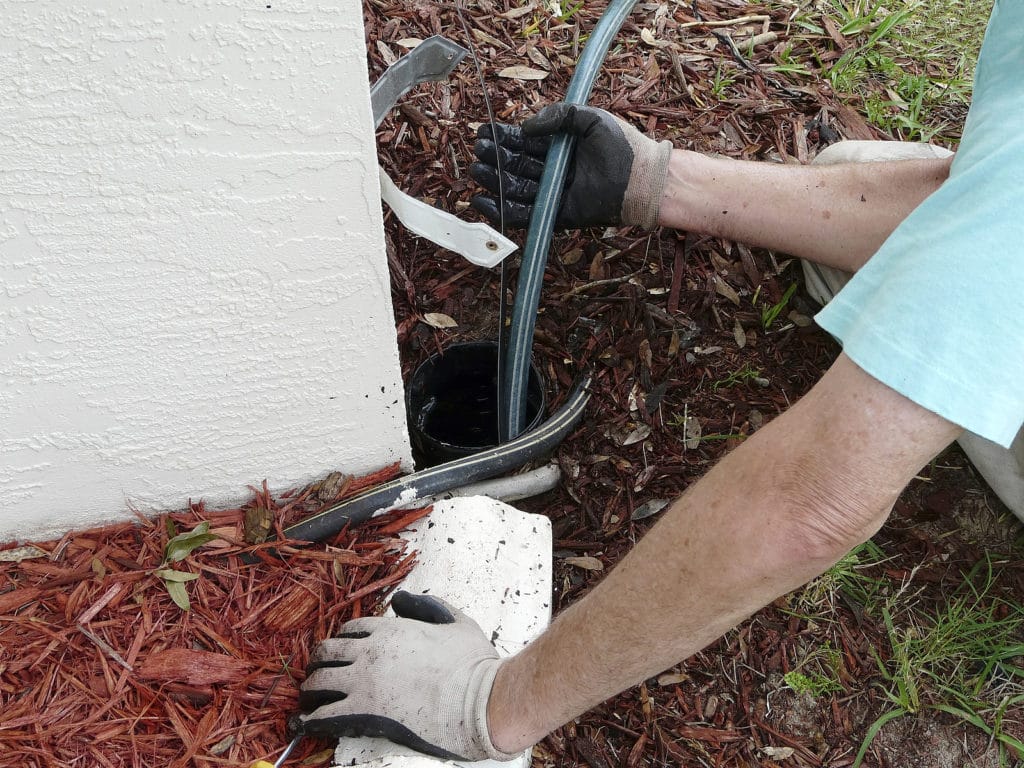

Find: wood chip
<box><xmin>137</xmin><ymin>649</ymin><xmax>253</xmax><ymax>686</ymax></box>
<box><xmin>0</xmin><ymin>463</ymin><xmax>412</xmax><ymax>766</ymax></box>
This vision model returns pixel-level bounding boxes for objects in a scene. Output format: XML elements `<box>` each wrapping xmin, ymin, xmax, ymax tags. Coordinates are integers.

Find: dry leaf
<box><xmin>733</xmin><ymin>318</ymin><xmax>746</xmax><ymax>349</ymax></box>
<box><xmin>498</xmin><ymin>65</ymin><xmax>549</xmax><ymax>81</ymax></box>
<box><xmin>376</xmin><ymin>40</ymin><xmax>397</xmax><ymax>67</ymax></box>
<box><xmin>621</xmin><ymin>424</ymin><xmax>652</xmax><ymax>446</ymax></box>
<box><xmin>749</xmin><ymin>409</ymin><xmax>765</xmax><ymax>430</ymax></box>
<box><xmin>668</xmin><ymin>329</ymin><xmax>681</xmax><ymax>357</ymax></box>
<box><xmin>760</xmin><ymin>746</ymin><xmax>795</xmax><ymax>760</ymax></box>
<box><xmin>0</xmin><ymin>545</ymin><xmax>47</xmax><ymax>562</ymax></box>
<box><xmin>500</xmin><ymin>4</ymin><xmax>536</xmax><ymax>19</ymax></box>
<box><xmin>788</xmin><ymin>310</ymin><xmax>812</xmax><ymax>327</ymax></box>
<box><xmin>302</xmin><ymin>748</ymin><xmax>338</xmax><ymax>765</ymax></box>
<box><xmin>395</xmin><ymin>38</ymin><xmax>423</xmax><ymax>48</ymax></box>
<box><xmin>640</xmin><ymin>28</ymin><xmax>670</xmax><ymax>48</ymax></box>
<box><xmin>657</xmin><ymin>672</ymin><xmax>689</xmax><ymax>686</ymax></box>
<box><xmin>633</xmin><ymin>466</ymin><xmax>656</xmax><ymax>493</ymax></box>
<box><xmin>632</xmin><ymin>499</ymin><xmax>669</xmax><ymax>521</ymax></box>
<box><xmin>526</xmin><ymin>46</ymin><xmax>552</xmax><ymax>70</ymax></box>
<box><xmin>639</xmin><ymin>338</ymin><xmax>653</xmax><ymax>369</ymax></box>
<box><xmin>561</xmin><ymin>247</ymin><xmax>583</xmax><ymax>265</ymax></box>
<box><xmin>627</xmin><ymin>382</ymin><xmax>642</xmax><ymax>413</ymax></box>
<box><xmin>683</xmin><ymin>416</ymin><xmax>702</xmax><ymax>450</ymax></box>
<box><xmin>564</xmin><ymin>556</ymin><xmax>604</xmax><ymax>571</ymax></box>
<box><xmin>473</xmin><ymin>28</ymin><xmax>508</xmax><ymax>50</ymax></box>
<box><xmin>422</xmin><ymin>312</ymin><xmax>458</xmax><ymax>329</ymax></box>
<box><xmin>712</xmin><ymin>275</ymin><xmax>741</xmax><ymax>306</ymax></box>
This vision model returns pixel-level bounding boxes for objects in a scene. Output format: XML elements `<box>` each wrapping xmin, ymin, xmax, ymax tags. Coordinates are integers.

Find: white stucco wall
<box><xmin>0</xmin><ymin>1</ymin><xmax>412</xmax><ymax>541</ymax></box>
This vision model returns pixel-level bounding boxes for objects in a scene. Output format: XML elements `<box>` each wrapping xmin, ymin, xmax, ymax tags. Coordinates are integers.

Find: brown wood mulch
<box><xmin>0</xmin><ymin>463</ymin><xmax>432</xmax><ymax>768</ymax></box>
<box><xmin>366</xmin><ymin>1</ymin><xmax>1022</xmax><ymax>767</ymax></box>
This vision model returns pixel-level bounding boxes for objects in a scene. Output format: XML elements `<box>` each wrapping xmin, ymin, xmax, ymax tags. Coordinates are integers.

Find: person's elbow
<box><xmin>775</xmin><ymin>455</ymin><xmax>898</xmax><ymax>565</ymax></box>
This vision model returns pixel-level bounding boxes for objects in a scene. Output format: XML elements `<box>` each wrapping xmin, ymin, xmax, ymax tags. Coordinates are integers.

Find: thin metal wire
<box><xmin>453</xmin><ymin>0</ymin><xmax>511</xmax><ymax>443</ymax></box>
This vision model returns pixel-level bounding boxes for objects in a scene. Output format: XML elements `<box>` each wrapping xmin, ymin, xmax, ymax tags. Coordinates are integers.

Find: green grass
<box><xmin>791</xmin><ymin>540</ymin><xmax>890</xmax><ymax>619</ymax></box>
<box><xmin>784</xmin><ymin>642</ymin><xmax>845</xmax><ymax>697</ymax></box>
<box><xmin>710</xmin><ymin>363</ymin><xmax>765</xmax><ymax>392</ymax></box>
<box><xmin>824</xmin><ymin>0</ymin><xmax>993</xmax><ymax>142</ymax></box>
<box><xmin>790</xmin><ymin>548</ymin><xmax>1024</xmax><ymax>768</ymax></box>
<box><xmin>787</xmin><ymin>547</ymin><xmax>1024</xmax><ymax>767</ymax></box>
<box><xmin>861</xmin><ymin>558</ymin><xmax>1024</xmax><ymax>765</ymax></box>
<box><xmin>755</xmin><ymin>282</ymin><xmax>798</xmax><ymax>330</ymax></box>
<box><xmin>768</xmin><ymin>0</ymin><xmax>993</xmax><ymax>143</ymax></box>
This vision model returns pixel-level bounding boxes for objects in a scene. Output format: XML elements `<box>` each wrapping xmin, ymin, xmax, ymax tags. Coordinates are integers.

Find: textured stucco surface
<box><xmin>0</xmin><ymin>1</ymin><xmax>412</xmax><ymax>541</ymax></box>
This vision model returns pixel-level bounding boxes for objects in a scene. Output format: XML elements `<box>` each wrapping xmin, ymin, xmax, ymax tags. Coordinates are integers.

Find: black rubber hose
<box><xmin>502</xmin><ymin>0</ymin><xmax>640</xmax><ymax>439</ymax></box>
<box><xmin>281</xmin><ymin>374</ymin><xmax>591</xmax><ymax>543</ymax></box>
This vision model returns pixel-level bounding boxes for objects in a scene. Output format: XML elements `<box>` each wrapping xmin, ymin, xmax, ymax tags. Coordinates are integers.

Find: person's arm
<box><xmin>296</xmin><ymin>353</ymin><xmax>961</xmax><ymax>759</ymax></box>
<box><xmin>470</xmin><ymin>104</ymin><xmax>951</xmax><ymax>273</ymax></box>
<box><xmin>486</xmin><ymin>352</ymin><xmax>960</xmax><ymax>751</ymax></box>
<box><xmin>658</xmin><ymin>149</ymin><xmax>951</xmax><ymax>274</ymax></box>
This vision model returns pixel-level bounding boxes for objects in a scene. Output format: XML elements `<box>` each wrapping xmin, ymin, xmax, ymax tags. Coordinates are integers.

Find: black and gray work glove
<box><xmin>295</xmin><ymin>591</ymin><xmax>518</xmax><ymax>762</ymax></box>
<box><xmin>470</xmin><ymin>102</ymin><xmax>673</xmax><ymax>230</ymax></box>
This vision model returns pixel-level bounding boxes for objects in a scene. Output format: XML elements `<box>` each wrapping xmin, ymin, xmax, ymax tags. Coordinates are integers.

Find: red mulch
<box><xmin>0</xmin><ymin>464</ymin><xmax>426</xmax><ymax>768</ymax></box>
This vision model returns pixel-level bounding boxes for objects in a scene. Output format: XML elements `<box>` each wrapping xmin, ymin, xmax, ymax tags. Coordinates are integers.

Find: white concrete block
<box><xmin>0</xmin><ymin>1</ymin><xmax>412</xmax><ymax>541</ymax></box>
<box><xmin>334</xmin><ymin>497</ymin><xmax>552</xmax><ymax>767</ymax></box>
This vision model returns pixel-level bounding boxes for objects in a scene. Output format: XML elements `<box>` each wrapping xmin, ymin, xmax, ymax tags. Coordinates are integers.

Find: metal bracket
<box><xmin>371</xmin><ymin>36</ymin><xmax>468</xmax><ymax>129</ymax></box>
<box><xmin>371</xmin><ymin>36</ymin><xmax>517</xmax><ymax>268</ymax></box>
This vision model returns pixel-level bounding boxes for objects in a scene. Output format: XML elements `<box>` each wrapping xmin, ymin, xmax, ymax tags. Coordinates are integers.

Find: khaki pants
<box><xmin>802</xmin><ymin>141</ymin><xmax>1024</xmax><ymax>524</ymax></box>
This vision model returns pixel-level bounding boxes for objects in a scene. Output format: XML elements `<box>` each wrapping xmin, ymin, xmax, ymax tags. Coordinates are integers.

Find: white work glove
<box><xmin>295</xmin><ymin>591</ymin><xmax>519</xmax><ymax>762</ymax></box>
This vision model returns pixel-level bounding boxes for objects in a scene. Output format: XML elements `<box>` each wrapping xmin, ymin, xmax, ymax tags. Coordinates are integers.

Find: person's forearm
<box><xmin>486</xmin><ymin>355</ymin><xmax>960</xmax><ymax>752</ymax></box>
<box><xmin>658</xmin><ymin>150</ymin><xmax>951</xmax><ymax>272</ymax></box>
<box><xmin>488</xmin><ymin>431</ymin><xmax>837</xmax><ymax>750</ymax></box>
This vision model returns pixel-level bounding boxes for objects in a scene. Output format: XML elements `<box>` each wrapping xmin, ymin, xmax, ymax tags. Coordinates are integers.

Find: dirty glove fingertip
<box><xmin>391</xmin><ymin>591</ymin><xmax>456</xmax><ymax>624</ymax></box>
<box><xmin>522</xmin><ymin>102</ymin><xmax>574</xmax><ymax>137</ymax></box>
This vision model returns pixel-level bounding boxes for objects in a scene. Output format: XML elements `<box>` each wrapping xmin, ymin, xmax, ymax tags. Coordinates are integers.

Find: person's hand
<box><xmin>294</xmin><ymin>591</ymin><xmax>519</xmax><ymax>762</ymax></box>
<box><xmin>470</xmin><ymin>102</ymin><xmax>673</xmax><ymax>230</ymax></box>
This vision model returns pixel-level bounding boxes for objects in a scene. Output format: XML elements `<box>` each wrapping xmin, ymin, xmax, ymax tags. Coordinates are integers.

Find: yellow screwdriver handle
<box><xmin>249</xmin><ymin>734</ymin><xmax>302</xmax><ymax>768</ymax></box>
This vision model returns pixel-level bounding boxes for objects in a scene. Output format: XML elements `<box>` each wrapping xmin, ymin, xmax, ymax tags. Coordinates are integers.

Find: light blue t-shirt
<box><xmin>815</xmin><ymin>0</ymin><xmax>1023</xmax><ymax>448</ymax></box>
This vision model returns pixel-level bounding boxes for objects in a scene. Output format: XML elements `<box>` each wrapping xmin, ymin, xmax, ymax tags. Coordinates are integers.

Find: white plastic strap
<box><xmin>378</xmin><ymin>166</ymin><xmax>517</xmax><ymax>269</ymax></box>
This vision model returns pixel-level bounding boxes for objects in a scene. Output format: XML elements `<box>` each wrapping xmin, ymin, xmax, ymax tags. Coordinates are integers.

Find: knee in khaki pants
<box><xmin>799</xmin><ymin>141</ymin><xmax>1024</xmax><ymax>524</ymax></box>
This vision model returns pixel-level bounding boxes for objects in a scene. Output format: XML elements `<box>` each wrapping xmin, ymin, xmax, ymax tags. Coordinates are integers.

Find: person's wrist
<box><xmin>622</xmin><ymin>138</ymin><xmax>673</xmax><ymax>229</ymax></box>
<box><xmin>457</xmin><ymin>656</ymin><xmax>517</xmax><ymax>761</ymax></box>
<box><xmin>485</xmin><ymin>658</ymin><xmax>544</xmax><ymax>756</ymax></box>
<box><xmin>657</xmin><ymin>148</ymin><xmax>700</xmax><ymax>229</ymax></box>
